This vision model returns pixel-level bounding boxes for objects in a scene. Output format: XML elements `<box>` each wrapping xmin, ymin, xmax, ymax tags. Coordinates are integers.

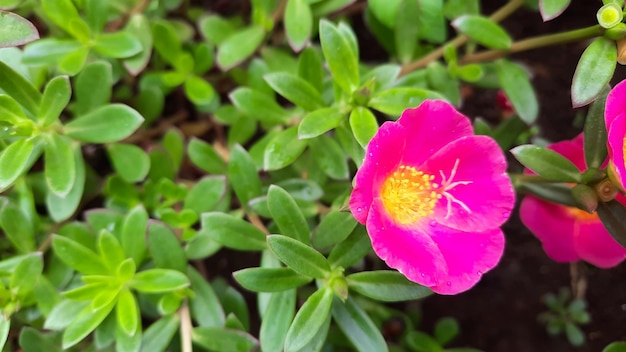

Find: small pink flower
<box><xmin>605</xmin><ymin>79</ymin><xmax>626</xmax><ymax>189</ymax></box>
<box><xmin>520</xmin><ymin>134</ymin><xmax>626</xmax><ymax>268</ymax></box>
<box><xmin>349</xmin><ymin>100</ymin><xmax>515</xmax><ymax>295</ymax></box>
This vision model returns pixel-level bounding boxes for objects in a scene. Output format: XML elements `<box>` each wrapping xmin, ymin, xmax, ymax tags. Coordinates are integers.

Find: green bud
<box><xmin>605</xmin><ymin>22</ymin><xmax>626</xmax><ymax>39</ymax></box>
<box><xmin>597</xmin><ymin>3</ymin><xmax>624</xmax><ymax>29</ymax></box>
<box><xmin>571</xmin><ymin>184</ymin><xmax>598</xmax><ymax>213</ymax></box>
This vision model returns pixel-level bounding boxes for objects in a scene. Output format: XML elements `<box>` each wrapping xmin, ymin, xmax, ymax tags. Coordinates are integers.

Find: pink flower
<box><xmin>349</xmin><ymin>100</ymin><xmax>515</xmax><ymax>295</ymax></box>
<box><xmin>520</xmin><ymin>134</ymin><xmax>626</xmax><ymax>268</ymax></box>
<box><xmin>605</xmin><ymin>79</ymin><xmax>626</xmax><ymax>189</ymax></box>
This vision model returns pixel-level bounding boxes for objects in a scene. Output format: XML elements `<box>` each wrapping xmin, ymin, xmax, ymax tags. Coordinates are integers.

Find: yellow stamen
<box><xmin>380</xmin><ymin>165</ymin><xmax>441</xmax><ymax>225</ymax></box>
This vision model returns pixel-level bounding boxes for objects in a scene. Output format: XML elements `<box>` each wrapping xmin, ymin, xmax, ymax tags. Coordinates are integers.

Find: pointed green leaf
<box><xmin>0</xmin><ymin>60</ymin><xmax>41</xmax><ymax>115</ymax></box>
<box><xmin>347</xmin><ymin>271</ymin><xmax>433</xmax><ymax>301</ymax></box>
<box><xmin>268</xmin><ymin>185</ymin><xmax>309</xmax><ymax>243</ymax></box>
<box><xmin>394</xmin><ymin>0</ymin><xmax>419</xmax><ymax>63</ymax></box>
<box><xmin>62</xmin><ymin>300</ymin><xmax>115</xmax><ymax>349</ymax></box>
<box><xmin>130</xmin><ymin>268</ymin><xmax>189</xmax><ymax>293</ymax></box>
<box><xmin>264</xmin><ymin>126</ymin><xmax>308</xmax><ymax>170</ymax></box>
<box><xmin>98</xmin><ymin>230</ymin><xmax>125</xmax><ymax>272</ymax></box>
<box><xmin>369</xmin><ymin>87</ymin><xmax>444</xmax><ymax>116</ymax></box>
<box><xmin>597</xmin><ymin>200</ymin><xmax>626</xmax><ymax>249</ymax></box>
<box><xmin>511</xmin><ymin>145</ymin><xmax>582</xmax><ymax>182</ymax></box>
<box><xmin>217</xmin><ymin>25</ymin><xmax>265</xmax><ymax>70</ymax></box>
<box><xmin>0</xmin><ymin>11</ymin><xmax>39</xmax><ymax>48</ymax></box>
<box><xmin>46</xmin><ymin>146</ymin><xmax>85</xmax><ymax>221</ymax></box>
<box><xmin>0</xmin><ymin>201</ymin><xmax>35</xmax><ymax>253</ymax></box>
<box><xmin>52</xmin><ymin>235</ymin><xmax>108</xmax><ymax>275</ymax></box>
<box><xmin>94</xmin><ymin>31</ymin><xmax>142</xmax><ymax>58</ymax></box>
<box><xmin>319</xmin><ymin>19</ymin><xmax>359</xmax><ymax>93</ymax></box>
<box><xmin>264</xmin><ymin>72</ymin><xmax>323</xmax><ymax>110</ymax></box>
<box><xmin>0</xmin><ymin>319</ymin><xmax>8</xmax><ymax>352</ymax></box>
<box><xmin>349</xmin><ymin>107</ymin><xmax>378</xmax><ymax>148</ymax></box>
<box><xmin>188</xmin><ymin>267</ymin><xmax>225</xmax><ymax>327</ymax></box>
<box><xmin>192</xmin><ymin>327</ymin><xmax>258</xmax><ymax>352</ymax></box>
<box><xmin>267</xmin><ymin>235</ymin><xmax>330</xmax><ymax>278</ymax></box>
<box><xmin>121</xmin><ymin>205</ymin><xmax>148</xmax><ymax>264</ymax></box>
<box><xmin>309</xmin><ymin>134</ymin><xmax>349</xmax><ymax>180</ymax></box>
<box><xmin>584</xmin><ymin>85</ymin><xmax>609</xmax><ymax>168</ymax></box>
<box><xmin>229</xmin><ymin>144</ymin><xmax>262</xmax><ymax>208</ymax></box>
<box><xmin>39</xmin><ymin>75</ymin><xmax>71</xmax><ymax>126</ymax></box>
<box><xmin>107</xmin><ymin>143</ymin><xmax>150</xmax><ymax>182</ymax></box>
<box><xmin>201</xmin><ymin>212</ymin><xmax>267</xmax><ymax>251</ymax></box>
<box><xmin>285</xmin><ymin>0</ymin><xmax>313</xmax><ymax>51</ymax></box>
<box><xmin>184</xmin><ymin>75</ymin><xmax>216</xmax><ymax>106</ymax></box>
<box><xmin>44</xmin><ymin>134</ymin><xmax>75</xmax><ymax>197</ymax></box>
<box><xmin>260</xmin><ymin>289</ymin><xmax>296</xmax><ymax>352</ymax></box>
<box><xmin>10</xmin><ymin>252</ymin><xmax>43</xmax><ymax>295</ymax></box>
<box><xmin>230</xmin><ymin>87</ymin><xmax>290</xmax><ymax>124</ymax></box>
<box><xmin>540</xmin><ymin>0</ymin><xmax>571</xmax><ymax>21</ymax></box>
<box><xmin>74</xmin><ymin>61</ymin><xmax>112</xmax><ymax>115</ymax></box>
<box><xmin>572</xmin><ymin>37</ymin><xmax>616</xmax><ymax>108</ymax></box>
<box><xmin>64</xmin><ymin>104</ymin><xmax>144</xmax><ymax>143</ymax></box>
<box><xmin>328</xmin><ymin>226</ymin><xmax>372</xmax><ymax>268</ymax></box>
<box><xmin>284</xmin><ymin>288</ymin><xmax>333</xmax><ymax>352</ymax></box>
<box><xmin>148</xmin><ymin>222</ymin><xmax>187</xmax><ymax>273</ymax></box>
<box><xmin>496</xmin><ymin>59</ymin><xmax>539</xmax><ymax>123</ymax></box>
<box><xmin>124</xmin><ymin>15</ymin><xmax>153</xmax><ymax>75</ymax></box>
<box><xmin>116</xmin><ymin>289</ymin><xmax>139</xmax><ymax>336</ymax></box>
<box><xmin>140</xmin><ymin>315</ymin><xmax>180</xmax><ymax>352</ymax></box>
<box><xmin>234</xmin><ymin>267</ymin><xmax>312</xmax><ymax>292</ymax></box>
<box><xmin>0</xmin><ymin>138</ymin><xmax>35</xmax><ymax>190</ymax></box>
<box><xmin>313</xmin><ymin>210</ymin><xmax>357</xmax><ymax>248</ymax></box>
<box><xmin>332</xmin><ymin>296</ymin><xmax>388</xmax><ymax>352</ymax></box>
<box><xmin>452</xmin><ymin>15</ymin><xmax>512</xmax><ymax>49</ymax></box>
<box><xmin>298</xmin><ymin>107</ymin><xmax>345</xmax><ymax>139</ymax></box>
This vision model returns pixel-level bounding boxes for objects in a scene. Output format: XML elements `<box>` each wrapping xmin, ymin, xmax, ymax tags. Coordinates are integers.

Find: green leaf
<box><xmin>116</xmin><ymin>289</ymin><xmax>139</xmax><ymax>336</ymax></box>
<box><xmin>198</xmin><ymin>15</ymin><xmax>236</xmax><ymax>45</ymax></box>
<box><xmin>85</xmin><ymin>0</ymin><xmax>107</xmax><ymax>33</ymax></box>
<box><xmin>0</xmin><ymin>94</ymin><xmax>27</xmax><ymax>124</ymax></box>
<box><xmin>597</xmin><ymin>200</ymin><xmax>626</xmax><ymax>249</ymax></box>
<box><xmin>368</xmin><ymin>0</ymin><xmax>402</xmax><ymax>27</ymax></box>
<box><xmin>285</xmin><ymin>0</ymin><xmax>313</xmax><ymax>51</ymax></box>
<box><xmin>185</xmin><ymin>229</ymin><xmax>222</xmax><ymax>260</ymax></box>
<box><xmin>45</xmin><ymin>299</ymin><xmax>89</xmax><ymax>330</ymax></box>
<box><xmin>230</xmin><ymin>87</ymin><xmax>290</xmax><ymax>124</ymax></box>
<box><xmin>267</xmin><ymin>235</ymin><xmax>330</xmax><ymax>278</ymax></box>
<box><xmin>52</xmin><ymin>235</ymin><xmax>108</xmax><ymax>275</ymax></box>
<box><xmin>584</xmin><ymin>85</ymin><xmax>609</xmax><ymax>169</ymax></box>
<box><xmin>234</xmin><ymin>267</ymin><xmax>312</xmax><ymax>292</ymax></box>
<box><xmin>347</xmin><ymin>270</ymin><xmax>432</xmax><ymax>301</ymax></box>
<box><xmin>434</xmin><ymin>317</ymin><xmax>459</xmax><ymax>345</ymax></box>
<box><xmin>571</xmin><ymin>37</ymin><xmax>617</xmax><ymax>108</ymax></box>
<box><xmin>313</xmin><ymin>210</ymin><xmax>358</xmax><ymax>248</ymax></box>
<box><xmin>417</xmin><ymin>0</ymin><xmax>446</xmax><ymax>43</ymax></box>
<box><xmin>140</xmin><ymin>315</ymin><xmax>180</xmax><ymax>352</ymax></box>
<box><xmin>184</xmin><ymin>176</ymin><xmax>227</xmax><ymax>214</ymax></box>
<box><xmin>297</xmin><ymin>46</ymin><xmax>324</xmax><ymax>92</ymax></box>
<box><xmin>19</xmin><ymin>327</ymin><xmax>62</xmax><ymax>352</ymax></box>
<box><xmin>511</xmin><ymin>145</ymin><xmax>582</xmax><ymax>182</ymax></box>
<box><xmin>229</xmin><ymin>144</ymin><xmax>262</xmax><ymax>208</ymax></box>
<box><xmin>284</xmin><ymin>288</ymin><xmax>333</xmax><ymax>352</ymax></box>
<box><xmin>162</xmin><ymin>129</ymin><xmax>183</xmax><ymax>172</ymax></box>
<box><xmin>41</xmin><ymin>0</ymin><xmax>89</xmax><ymax>41</ymax></box>
<box><xmin>62</xmin><ymin>300</ymin><xmax>116</xmax><ymax>349</ymax></box>
<box><xmin>0</xmin><ymin>201</ymin><xmax>35</xmax><ymax>253</ymax></box>
<box><xmin>298</xmin><ymin>107</ymin><xmax>346</xmax><ymax>139</ymax></box>
<box><xmin>217</xmin><ymin>25</ymin><xmax>266</xmax><ymax>70</ymax></box>
<box><xmin>309</xmin><ymin>134</ymin><xmax>349</xmax><ymax>180</ymax></box>
<box><xmin>260</xmin><ymin>289</ymin><xmax>296</xmax><ymax>352</ymax></box>
<box><xmin>452</xmin><ymin>15</ymin><xmax>512</xmax><ymax>49</ymax></box>
<box><xmin>94</xmin><ymin>31</ymin><xmax>142</xmax><ymax>58</ymax></box>
<box><xmin>184</xmin><ymin>75</ymin><xmax>216</xmax><ymax>106</ymax></box>
<box><xmin>116</xmin><ymin>318</ymin><xmax>142</xmax><ymax>352</ymax></box>
<box><xmin>64</xmin><ymin>104</ymin><xmax>144</xmax><ymax>143</ymax></box>
<box><xmin>0</xmin><ymin>60</ymin><xmax>41</xmax><ymax>115</ymax></box>
<box><xmin>540</xmin><ymin>0</ymin><xmax>571</xmax><ymax>21</ymax></box>
<box><xmin>519</xmin><ymin>182</ymin><xmax>577</xmax><ymax>207</ymax></box>
<box><xmin>394</xmin><ymin>0</ymin><xmax>419</xmax><ymax>63</ymax></box>
<box><xmin>496</xmin><ymin>59</ymin><xmax>539</xmax><ymax>124</ymax></box>
<box><xmin>604</xmin><ymin>342</ymin><xmax>626</xmax><ymax>352</ymax></box>
<box><xmin>565</xmin><ymin>322</ymin><xmax>584</xmax><ymax>346</ymax></box>
<box><xmin>328</xmin><ymin>226</ymin><xmax>372</xmax><ymax>269</ymax></box>
<box><xmin>148</xmin><ymin>222</ymin><xmax>187</xmax><ymax>273</ymax></box>
<box><xmin>332</xmin><ymin>296</ymin><xmax>388</xmax><ymax>352</ymax></box>
<box><xmin>0</xmin><ymin>11</ymin><xmax>38</xmax><ymax>48</ymax></box>
<box><xmin>0</xmin><ymin>319</ymin><xmax>8</xmax><ymax>352</ymax></box>
<box><xmin>369</xmin><ymin>87</ymin><xmax>444</xmax><ymax>116</ymax></box>
<box><xmin>130</xmin><ymin>268</ymin><xmax>190</xmax><ymax>293</ymax></box>
<box><xmin>44</xmin><ymin>134</ymin><xmax>75</xmax><ymax>197</ymax></box>
<box><xmin>98</xmin><ymin>230</ymin><xmax>125</xmax><ymax>272</ymax></box>
<box><xmin>264</xmin><ymin>126</ymin><xmax>308</xmax><ymax>170</ymax></box>
<box><xmin>192</xmin><ymin>327</ymin><xmax>258</xmax><ymax>352</ymax></box>
<box><xmin>268</xmin><ymin>185</ymin><xmax>309</xmax><ymax>243</ymax></box>
<box><xmin>107</xmin><ymin>143</ymin><xmax>150</xmax><ymax>183</ymax></box>
<box><xmin>46</xmin><ymin>146</ymin><xmax>85</xmax><ymax>221</ymax></box>
<box><xmin>124</xmin><ymin>15</ymin><xmax>153</xmax><ymax>75</ymax></box>
<box><xmin>39</xmin><ymin>76</ymin><xmax>71</xmax><ymax>126</ymax></box>
<box><xmin>202</xmin><ymin>212</ymin><xmax>267</xmax><ymax>251</ymax></box>
<box><xmin>319</xmin><ymin>19</ymin><xmax>359</xmax><ymax>93</ymax></box>
<box><xmin>188</xmin><ymin>138</ymin><xmax>227</xmax><ymax>174</ymax></box>
<box><xmin>120</xmin><ymin>205</ymin><xmax>148</xmax><ymax>265</ymax></box>
<box><xmin>22</xmin><ymin>38</ymin><xmax>81</xmax><ymax>66</ymax></box>
<box><xmin>151</xmin><ymin>20</ymin><xmax>181</xmax><ymax>66</ymax></box>
<box><xmin>264</xmin><ymin>72</ymin><xmax>323</xmax><ymax>110</ymax></box>
<box><xmin>73</xmin><ymin>61</ymin><xmax>112</xmax><ymax>115</ymax></box>
<box><xmin>58</xmin><ymin>46</ymin><xmax>89</xmax><ymax>75</ymax></box>
<box><xmin>188</xmin><ymin>267</ymin><xmax>225</xmax><ymax>327</ymax></box>
<box><xmin>349</xmin><ymin>107</ymin><xmax>378</xmax><ymax>148</ymax></box>
<box><xmin>10</xmin><ymin>252</ymin><xmax>42</xmax><ymax>294</ymax></box>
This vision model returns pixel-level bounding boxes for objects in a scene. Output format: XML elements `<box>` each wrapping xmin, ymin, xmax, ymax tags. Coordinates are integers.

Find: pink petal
<box><xmin>366</xmin><ymin>199</ymin><xmax>446</xmax><ymax>287</ymax></box>
<box><xmin>519</xmin><ymin>196</ymin><xmax>579</xmax><ymax>263</ymax></box>
<box><xmin>574</xmin><ymin>221</ymin><xmax>626</xmax><ymax>268</ymax></box>
<box><xmin>397</xmin><ymin>100</ymin><xmax>473</xmax><ymax>167</ymax></box>
<box><xmin>605</xmin><ymin>80</ymin><xmax>626</xmax><ymax>128</ymax></box>
<box><xmin>548</xmin><ymin>133</ymin><xmax>586</xmax><ymax>171</ymax></box>
<box><xmin>428</xmin><ymin>226</ymin><xmax>504</xmax><ymax>295</ymax></box>
<box><xmin>421</xmin><ymin>135</ymin><xmax>515</xmax><ymax>231</ymax></box>
<box><xmin>607</xmin><ymin>113</ymin><xmax>626</xmax><ymax>187</ymax></box>
<box><xmin>349</xmin><ymin>121</ymin><xmax>405</xmax><ymax>224</ymax></box>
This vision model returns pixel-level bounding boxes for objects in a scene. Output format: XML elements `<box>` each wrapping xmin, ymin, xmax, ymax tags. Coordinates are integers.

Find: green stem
<box><xmin>399</xmin><ymin>0</ymin><xmax>526</xmax><ymax>76</ymax></box>
<box><xmin>460</xmin><ymin>25</ymin><xmax>603</xmax><ymax>64</ymax></box>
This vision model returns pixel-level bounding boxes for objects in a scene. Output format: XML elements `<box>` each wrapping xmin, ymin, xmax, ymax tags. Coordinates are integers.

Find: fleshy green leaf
<box><xmin>369</xmin><ymin>87</ymin><xmax>444</xmax><ymax>116</ymax></box>
<box><xmin>394</xmin><ymin>0</ymin><xmax>419</xmax><ymax>63</ymax></box>
<box><xmin>234</xmin><ymin>267</ymin><xmax>312</xmax><ymax>292</ymax></box>
<box><xmin>540</xmin><ymin>0</ymin><xmax>571</xmax><ymax>21</ymax></box>
<box><xmin>0</xmin><ymin>201</ymin><xmax>35</xmax><ymax>253</ymax></box>
<box><xmin>597</xmin><ymin>200</ymin><xmax>626</xmax><ymax>249</ymax></box>
<box><xmin>41</xmin><ymin>0</ymin><xmax>89</xmax><ymax>41</ymax></box>
<box><xmin>603</xmin><ymin>342</ymin><xmax>626</xmax><ymax>352</ymax></box>
<box><xmin>184</xmin><ymin>176</ymin><xmax>227</xmax><ymax>214</ymax></box>
<box><xmin>121</xmin><ymin>205</ymin><xmax>148</xmax><ymax>265</ymax></box>
<box><xmin>571</xmin><ymin>37</ymin><xmax>616</xmax><ymax>108</ymax></box>
<box><xmin>313</xmin><ymin>210</ymin><xmax>357</xmax><ymax>248</ymax></box>
<box><xmin>44</xmin><ymin>134</ymin><xmax>75</xmax><ymax>197</ymax></box>
<box><xmin>9</xmin><ymin>252</ymin><xmax>43</xmax><ymax>295</ymax></box>
<box><xmin>584</xmin><ymin>85</ymin><xmax>609</xmax><ymax>169</ymax></box>
<box><xmin>496</xmin><ymin>59</ymin><xmax>539</xmax><ymax>124</ymax></box>
<box><xmin>64</xmin><ymin>104</ymin><xmax>144</xmax><ymax>143</ymax></box>
<box><xmin>184</xmin><ymin>75</ymin><xmax>216</xmax><ymax>106</ymax></box>
<box><xmin>0</xmin><ymin>11</ymin><xmax>38</xmax><ymax>48</ymax></box>
<box><xmin>319</xmin><ymin>19</ymin><xmax>359</xmax><ymax>93</ymax></box>
<box><xmin>217</xmin><ymin>25</ymin><xmax>265</xmax><ymax>70</ymax></box>
<box><xmin>309</xmin><ymin>134</ymin><xmax>349</xmax><ymax>180</ymax></box>
<box><xmin>140</xmin><ymin>315</ymin><xmax>180</xmax><ymax>352</ymax></box>
<box><xmin>148</xmin><ymin>222</ymin><xmax>187</xmax><ymax>273</ymax></box>
<box><xmin>0</xmin><ymin>60</ymin><xmax>41</xmax><ymax>115</ymax></box>
<box><xmin>284</xmin><ymin>288</ymin><xmax>333</xmax><ymax>352</ymax></box>
<box><xmin>511</xmin><ymin>145</ymin><xmax>582</xmax><ymax>183</ymax></box>
<box><xmin>130</xmin><ymin>268</ymin><xmax>190</xmax><ymax>293</ymax></box>
<box><xmin>263</xmin><ymin>126</ymin><xmax>308</xmax><ymax>171</ymax></box>
<box><xmin>98</xmin><ymin>230</ymin><xmax>125</xmax><ymax>272</ymax></box>
<box><xmin>107</xmin><ymin>143</ymin><xmax>150</xmax><ymax>182</ymax></box>
<box><xmin>188</xmin><ymin>267</ymin><xmax>225</xmax><ymax>327</ymax></box>
<box><xmin>228</xmin><ymin>144</ymin><xmax>262</xmax><ymax>208</ymax></box>
<box><xmin>192</xmin><ymin>327</ymin><xmax>258</xmax><ymax>352</ymax></box>
<box><xmin>124</xmin><ymin>15</ymin><xmax>153</xmax><ymax>75</ymax></box>
<box><xmin>73</xmin><ymin>61</ymin><xmax>112</xmax><ymax>115</ymax></box>
<box><xmin>328</xmin><ymin>226</ymin><xmax>372</xmax><ymax>268</ymax></box>
<box><xmin>268</xmin><ymin>185</ymin><xmax>309</xmax><ymax>243</ymax></box>
<box><xmin>202</xmin><ymin>212</ymin><xmax>267</xmax><ymax>251</ymax></box>
<box><xmin>260</xmin><ymin>289</ymin><xmax>295</xmax><ymax>352</ymax></box>
<box><xmin>285</xmin><ymin>0</ymin><xmax>313</xmax><ymax>51</ymax></box>
<box><xmin>332</xmin><ymin>296</ymin><xmax>388</xmax><ymax>352</ymax></box>
<box><xmin>46</xmin><ymin>146</ymin><xmax>85</xmax><ymax>221</ymax></box>
<box><xmin>52</xmin><ymin>235</ymin><xmax>108</xmax><ymax>275</ymax></box>
<box><xmin>94</xmin><ymin>31</ymin><xmax>142</xmax><ymax>58</ymax></box>
<box><xmin>298</xmin><ymin>107</ymin><xmax>346</xmax><ymax>139</ymax></box>
<box><xmin>188</xmin><ymin>138</ymin><xmax>227</xmax><ymax>174</ymax></box>
<box><xmin>267</xmin><ymin>235</ymin><xmax>330</xmax><ymax>278</ymax></box>
<box><xmin>62</xmin><ymin>300</ymin><xmax>116</xmax><ymax>349</ymax></box>
<box><xmin>349</xmin><ymin>107</ymin><xmax>378</xmax><ymax>148</ymax></box>
<box><xmin>452</xmin><ymin>15</ymin><xmax>512</xmax><ymax>49</ymax></box>
<box><xmin>230</xmin><ymin>87</ymin><xmax>290</xmax><ymax>124</ymax></box>
<box><xmin>264</xmin><ymin>72</ymin><xmax>323</xmax><ymax>110</ymax></box>
<box><xmin>198</xmin><ymin>15</ymin><xmax>236</xmax><ymax>46</ymax></box>
<box><xmin>116</xmin><ymin>289</ymin><xmax>139</xmax><ymax>336</ymax></box>
<box><xmin>347</xmin><ymin>271</ymin><xmax>433</xmax><ymax>301</ymax></box>
<box><xmin>39</xmin><ymin>75</ymin><xmax>71</xmax><ymax>126</ymax></box>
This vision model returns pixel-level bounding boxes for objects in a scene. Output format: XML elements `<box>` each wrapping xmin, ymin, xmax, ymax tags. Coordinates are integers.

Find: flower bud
<box><xmin>595</xmin><ymin>177</ymin><xmax>619</xmax><ymax>202</ymax></box>
<box><xmin>598</xmin><ymin>3</ymin><xmax>624</xmax><ymax>29</ymax></box>
<box><xmin>572</xmin><ymin>184</ymin><xmax>599</xmax><ymax>213</ymax></box>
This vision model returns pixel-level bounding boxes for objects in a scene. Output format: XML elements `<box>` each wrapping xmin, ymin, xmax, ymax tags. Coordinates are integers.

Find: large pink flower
<box><xmin>520</xmin><ymin>134</ymin><xmax>626</xmax><ymax>268</ymax></box>
<box><xmin>605</xmin><ymin>79</ymin><xmax>626</xmax><ymax>189</ymax></box>
<box><xmin>349</xmin><ymin>100</ymin><xmax>515</xmax><ymax>295</ymax></box>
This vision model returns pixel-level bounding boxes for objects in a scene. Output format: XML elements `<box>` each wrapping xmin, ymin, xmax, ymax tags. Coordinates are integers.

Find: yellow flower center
<box><xmin>380</xmin><ymin>165</ymin><xmax>442</xmax><ymax>225</ymax></box>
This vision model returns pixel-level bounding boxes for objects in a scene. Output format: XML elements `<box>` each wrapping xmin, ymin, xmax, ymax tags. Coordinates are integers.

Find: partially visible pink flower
<box><xmin>520</xmin><ymin>134</ymin><xmax>626</xmax><ymax>268</ymax></box>
<box><xmin>349</xmin><ymin>100</ymin><xmax>515</xmax><ymax>295</ymax></box>
<box><xmin>605</xmin><ymin>79</ymin><xmax>626</xmax><ymax>189</ymax></box>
